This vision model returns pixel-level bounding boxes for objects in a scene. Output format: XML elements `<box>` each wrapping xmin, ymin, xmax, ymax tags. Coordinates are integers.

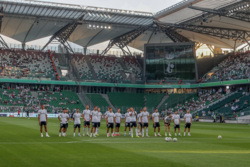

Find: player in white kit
<box><xmin>164</xmin><ymin>112</ymin><xmax>172</xmax><ymax>136</ymax></box>
<box><xmin>137</xmin><ymin>109</ymin><xmax>143</xmax><ymax>135</ymax></box>
<box><xmin>114</xmin><ymin>108</ymin><xmax>122</xmax><ymax>136</ymax></box>
<box><xmin>82</xmin><ymin>105</ymin><xmax>91</xmax><ymax>136</ymax></box>
<box><xmin>124</xmin><ymin>108</ymin><xmax>131</xmax><ymax>136</ymax></box>
<box><xmin>141</xmin><ymin>107</ymin><xmax>150</xmax><ymax>138</ymax></box>
<box><xmin>130</xmin><ymin>107</ymin><xmax>139</xmax><ymax>138</ymax></box>
<box><xmin>152</xmin><ymin>108</ymin><xmax>161</xmax><ymax>137</ymax></box>
<box><xmin>90</xmin><ymin>106</ymin><xmax>98</xmax><ymax>137</ymax></box>
<box><xmin>184</xmin><ymin>110</ymin><xmax>192</xmax><ymax>136</ymax></box>
<box><xmin>105</xmin><ymin>107</ymin><xmax>115</xmax><ymax>137</ymax></box>
<box><xmin>95</xmin><ymin>107</ymin><xmax>102</xmax><ymax>136</ymax></box>
<box><xmin>58</xmin><ymin>108</ymin><xmax>69</xmax><ymax>137</ymax></box>
<box><xmin>38</xmin><ymin>104</ymin><xmax>50</xmax><ymax>137</ymax></box>
<box><xmin>73</xmin><ymin>108</ymin><xmax>82</xmax><ymax>137</ymax></box>
<box><xmin>173</xmin><ymin>110</ymin><xmax>181</xmax><ymax>136</ymax></box>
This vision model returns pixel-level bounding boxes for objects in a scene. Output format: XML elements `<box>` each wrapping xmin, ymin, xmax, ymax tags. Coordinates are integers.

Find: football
<box><xmin>218</xmin><ymin>135</ymin><xmax>222</xmax><ymax>139</ymax></box>
<box><xmin>173</xmin><ymin>138</ymin><xmax>178</xmax><ymax>142</ymax></box>
<box><xmin>165</xmin><ymin>137</ymin><xmax>169</xmax><ymax>142</ymax></box>
<box><xmin>168</xmin><ymin>137</ymin><xmax>172</xmax><ymax>142</ymax></box>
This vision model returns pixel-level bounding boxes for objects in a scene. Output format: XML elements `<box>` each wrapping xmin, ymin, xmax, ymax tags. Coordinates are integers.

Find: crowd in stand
<box><xmin>0</xmin><ymin>50</ymin><xmax>56</xmax><ymax>79</ymax></box>
<box><xmin>163</xmin><ymin>88</ymin><xmax>225</xmax><ymax>116</ymax></box>
<box><xmin>0</xmin><ymin>85</ymin><xmax>80</xmax><ymax>113</ymax></box>
<box><xmin>203</xmin><ymin>51</ymin><xmax>250</xmax><ymax>82</ymax></box>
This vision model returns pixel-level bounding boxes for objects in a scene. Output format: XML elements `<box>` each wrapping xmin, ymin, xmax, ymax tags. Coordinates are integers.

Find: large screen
<box><xmin>145</xmin><ymin>43</ymin><xmax>197</xmax><ymax>81</ymax></box>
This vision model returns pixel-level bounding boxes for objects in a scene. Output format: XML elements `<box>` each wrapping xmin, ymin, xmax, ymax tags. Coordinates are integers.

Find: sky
<box><xmin>3</xmin><ymin>0</ymin><xmax>183</xmax><ymax>52</ymax></box>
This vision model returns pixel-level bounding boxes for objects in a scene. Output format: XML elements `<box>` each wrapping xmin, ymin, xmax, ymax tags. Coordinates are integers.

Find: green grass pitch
<box><xmin>0</xmin><ymin>117</ymin><xmax>249</xmax><ymax>167</ymax></box>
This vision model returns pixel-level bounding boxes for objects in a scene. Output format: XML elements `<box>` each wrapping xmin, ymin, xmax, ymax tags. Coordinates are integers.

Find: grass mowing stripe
<box><xmin>0</xmin><ymin>117</ymin><xmax>250</xmax><ymax>167</ymax></box>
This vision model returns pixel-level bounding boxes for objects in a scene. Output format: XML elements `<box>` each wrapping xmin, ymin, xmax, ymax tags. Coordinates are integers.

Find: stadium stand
<box><xmin>145</xmin><ymin>93</ymin><xmax>165</xmax><ymax>109</ymax></box>
<box><xmin>0</xmin><ymin>49</ymin><xmax>56</xmax><ymax>80</ymax></box>
<box><xmin>202</xmin><ymin>51</ymin><xmax>250</xmax><ymax>82</ymax></box>
<box><xmin>122</xmin><ymin>56</ymin><xmax>142</xmax><ymax>80</ymax></box>
<box><xmin>71</xmin><ymin>54</ymin><xmax>94</xmax><ymax>80</ymax></box>
<box><xmin>0</xmin><ymin>88</ymin><xmax>31</xmax><ymax>106</ymax></box>
<box><xmin>86</xmin><ymin>94</ymin><xmax>110</xmax><ymax>108</ymax></box>
<box><xmin>89</xmin><ymin>55</ymin><xmax>124</xmax><ymax>82</ymax></box>
<box><xmin>107</xmin><ymin>92</ymin><xmax>144</xmax><ymax>112</ymax></box>
<box><xmin>37</xmin><ymin>90</ymin><xmax>83</xmax><ymax>112</ymax></box>
<box><xmin>158</xmin><ymin>93</ymin><xmax>197</xmax><ymax>111</ymax></box>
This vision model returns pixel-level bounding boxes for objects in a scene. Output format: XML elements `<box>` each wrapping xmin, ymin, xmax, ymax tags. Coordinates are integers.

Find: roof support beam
<box><xmin>163</xmin><ymin>23</ymin><xmax>250</xmax><ymax>42</ymax></box>
<box><xmin>156</xmin><ymin>22</ymin><xmax>191</xmax><ymax>42</ymax></box>
<box><xmin>101</xmin><ymin>24</ymin><xmax>153</xmax><ymax>56</ymax></box>
<box><xmin>22</xmin><ymin>18</ymin><xmax>39</xmax><ymax>50</ymax></box>
<box><xmin>0</xmin><ymin>35</ymin><xmax>9</xmax><ymax>49</ymax></box>
<box><xmin>189</xmin><ymin>5</ymin><xmax>250</xmax><ymax>23</ymax></box>
<box><xmin>41</xmin><ymin>13</ymin><xmax>84</xmax><ymax>54</ymax></box>
<box><xmin>0</xmin><ymin>6</ymin><xmax>9</xmax><ymax>49</ymax></box>
<box><xmin>181</xmin><ymin>0</ymin><xmax>250</xmax><ymax>25</ymax></box>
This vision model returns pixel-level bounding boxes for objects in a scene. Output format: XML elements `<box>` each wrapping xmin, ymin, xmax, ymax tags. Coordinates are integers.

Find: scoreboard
<box><xmin>144</xmin><ymin>42</ymin><xmax>197</xmax><ymax>81</ymax></box>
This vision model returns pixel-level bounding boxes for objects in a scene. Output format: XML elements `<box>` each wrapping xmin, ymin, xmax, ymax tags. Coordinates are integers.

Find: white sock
<box><xmin>46</xmin><ymin>132</ymin><xmax>48</xmax><ymax>135</ymax></box>
<box><xmin>158</xmin><ymin>132</ymin><xmax>160</xmax><ymax>135</ymax></box>
<box><xmin>96</xmin><ymin>128</ymin><xmax>99</xmax><ymax>134</ymax></box>
<box><xmin>78</xmin><ymin>132</ymin><xmax>80</xmax><ymax>135</ymax></box>
<box><xmin>146</xmin><ymin>128</ymin><xmax>148</xmax><ymax>136</ymax></box>
<box><xmin>142</xmin><ymin>129</ymin><xmax>144</xmax><ymax>136</ymax></box>
<box><xmin>184</xmin><ymin>132</ymin><xmax>186</xmax><ymax>136</ymax></box>
<box><xmin>83</xmin><ymin>128</ymin><xmax>85</xmax><ymax>134</ymax></box>
<box><xmin>165</xmin><ymin>132</ymin><xmax>167</xmax><ymax>136</ymax></box>
<box><xmin>131</xmin><ymin>129</ymin><xmax>133</xmax><ymax>136</ymax></box>
<box><xmin>179</xmin><ymin>133</ymin><xmax>181</xmax><ymax>135</ymax></box>
<box><xmin>41</xmin><ymin>133</ymin><xmax>43</xmax><ymax>135</ymax></box>
<box><xmin>87</xmin><ymin>128</ymin><xmax>89</xmax><ymax>133</ymax></box>
<box><xmin>188</xmin><ymin>132</ymin><xmax>190</xmax><ymax>135</ymax></box>
<box><xmin>154</xmin><ymin>132</ymin><xmax>156</xmax><ymax>136</ymax></box>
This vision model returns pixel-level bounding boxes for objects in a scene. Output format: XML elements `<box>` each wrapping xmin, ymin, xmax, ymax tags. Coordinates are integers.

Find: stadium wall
<box><xmin>0</xmin><ymin>78</ymin><xmax>249</xmax><ymax>89</ymax></box>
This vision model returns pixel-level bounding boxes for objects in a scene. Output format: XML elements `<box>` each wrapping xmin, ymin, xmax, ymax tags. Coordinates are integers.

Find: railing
<box><xmin>4</xmin><ymin>43</ymin><xmax>142</xmax><ymax>57</ymax></box>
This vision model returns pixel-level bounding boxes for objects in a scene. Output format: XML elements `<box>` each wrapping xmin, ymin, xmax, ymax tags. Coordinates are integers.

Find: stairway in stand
<box><xmin>48</xmin><ymin>50</ymin><xmax>60</xmax><ymax>80</ymax></box>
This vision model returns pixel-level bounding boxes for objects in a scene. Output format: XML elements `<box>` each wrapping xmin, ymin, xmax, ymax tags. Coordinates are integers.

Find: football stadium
<box><xmin>0</xmin><ymin>0</ymin><xmax>249</xmax><ymax>166</ymax></box>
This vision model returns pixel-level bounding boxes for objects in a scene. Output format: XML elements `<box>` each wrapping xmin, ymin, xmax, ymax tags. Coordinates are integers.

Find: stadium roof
<box><xmin>0</xmin><ymin>0</ymin><xmax>249</xmax><ymax>51</ymax></box>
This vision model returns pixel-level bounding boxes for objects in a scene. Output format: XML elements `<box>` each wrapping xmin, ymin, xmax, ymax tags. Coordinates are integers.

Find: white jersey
<box><xmin>152</xmin><ymin>112</ymin><xmax>160</xmax><ymax>122</ymax></box>
<box><xmin>91</xmin><ymin>110</ymin><xmax>99</xmax><ymax>122</ymax></box>
<box><xmin>164</xmin><ymin>116</ymin><xmax>172</xmax><ymax>124</ymax></box>
<box><xmin>38</xmin><ymin>109</ymin><xmax>47</xmax><ymax>122</ymax></box>
<box><xmin>59</xmin><ymin>113</ymin><xmax>69</xmax><ymax>124</ymax></box>
<box><xmin>97</xmin><ymin>112</ymin><xmax>102</xmax><ymax>123</ymax></box>
<box><xmin>83</xmin><ymin>109</ymin><xmax>91</xmax><ymax>121</ymax></box>
<box><xmin>137</xmin><ymin>113</ymin><xmax>142</xmax><ymax>122</ymax></box>
<box><xmin>106</xmin><ymin>112</ymin><xmax>115</xmax><ymax>123</ymax></box>
<box><xmin>141</xmin><ymin>111</ymin><xmax>149</xmax><ymax>123</ymax></box>
<box><xmin>184</xmin><ymin>113</ymin><xmax>192</xmax><ymax>123</ymax></box>
<box><xmin>73</xmin><ymin>112</ymin><xmax>81</xmax><ymax>124</ymax></box>
<box><xmin>125</xmin><ymin>112</ymin><xmax>131</xmax><ymax>123</ymax></box>
<box><xmin>104</xmin><ymin>111</ymin><xmax>109</xmax><ymax>117</ymax></box>
<box><xmin>130</xmin><ymin>111</ymin><xmax>137</xmax><ymax>122</ymax></box>
<box><xmin>114</xmin><ymin>112</ymin><xmax>122</xmax><ymax>123</ymax></box>
<box><xmin>173</xmin><ymin>114</ymin><xmax>180</xmax><ymax>125</ymax></box>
